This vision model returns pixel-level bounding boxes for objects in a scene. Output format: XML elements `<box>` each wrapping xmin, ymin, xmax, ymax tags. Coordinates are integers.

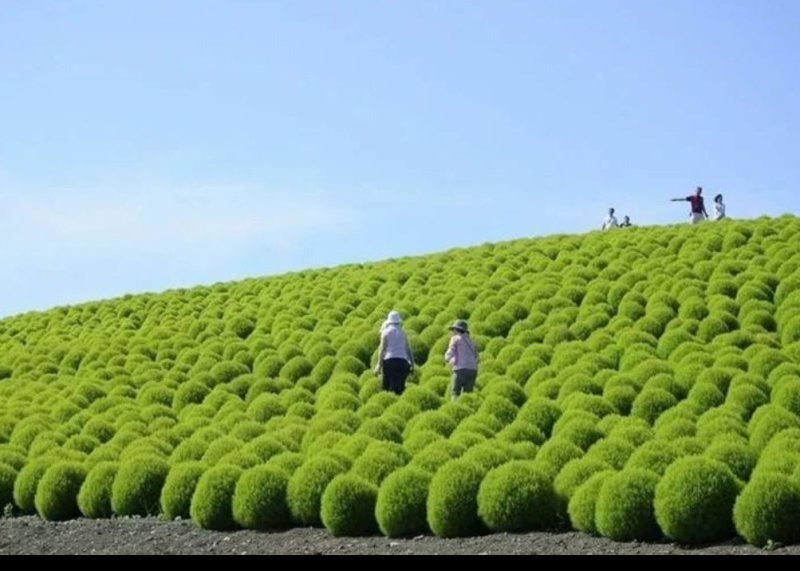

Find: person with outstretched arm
<box><xmin>601</xmin><ymin>208</ymin><xmax>619</xmax><ymax>230</ymax></box>
<box><xmin>671</xmin><ymin>186</ymin><xmax>708</xmax><ymax>224</ymax></box>
<box><xmin>373</xmin><ymin>310</ymin><xmax>414</xmax><ymax>395</ymax></box>
<box><xmin>444</xmin><ymin>319</ymin><xmax>479</xmax><ymax>401</ymax></box>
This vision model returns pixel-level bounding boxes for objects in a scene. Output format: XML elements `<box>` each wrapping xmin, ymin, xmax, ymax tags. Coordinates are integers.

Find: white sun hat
<box><xmin>386</xmin><ymin>310</ymin><xmax>403</xmax><ymax>325</ymax></box>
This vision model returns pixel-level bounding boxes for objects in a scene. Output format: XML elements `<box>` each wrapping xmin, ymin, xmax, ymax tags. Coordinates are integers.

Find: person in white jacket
<box><xmin>373</xmin><ymin>311</ymin><xmax>414</xmax><ymax>394</ymax></box>
<box><xmin>444</xmin><ymin>319</ymin><xmax>479</xmax><ymax>401</ymax></box>
<box><xmin>602</xmin><ymin>208</ymin><xmax>619</xmax><ymax>230</ymax></box>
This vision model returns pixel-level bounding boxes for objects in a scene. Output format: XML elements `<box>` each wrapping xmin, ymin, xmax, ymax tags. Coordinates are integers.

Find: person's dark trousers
<box><xmin>382</xmin><ymin>358</ymin><xmax>410</xmax><ymax>395</ymax></box>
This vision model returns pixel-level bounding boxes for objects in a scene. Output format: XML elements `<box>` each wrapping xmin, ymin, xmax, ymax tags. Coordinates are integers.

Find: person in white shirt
<box><xmin>602</xmin><ymin>208</ymin><xmax>619</xmax><ymax>230</ymax></box>
<box><xmin>713</xmin><ymin>194</ymin><xmax>726</xmax><ymax>221</ymax></box>
<box><xmin>373</xmin><ymin>311</ymin><xmax>414</xmax><ymax>394</ymax></box>
<box><xmin>444</xmin><ymin>320</ymin><xmax>479</xmax><ymax>401</ymax></box>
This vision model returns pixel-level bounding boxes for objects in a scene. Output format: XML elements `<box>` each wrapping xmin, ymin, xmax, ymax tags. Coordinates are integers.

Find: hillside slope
<box><xmin>1</xmin><ymin>216</ymin><xmax>800</xmax><ymax>545</ymax></box>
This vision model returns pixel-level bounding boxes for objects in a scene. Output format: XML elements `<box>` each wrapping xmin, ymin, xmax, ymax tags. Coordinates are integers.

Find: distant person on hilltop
<box><xmin>671</xmin><ymin>186</ymin><xmax>708</xmax><ymax>224</ymax></box>
<box><xmin>713</xmin><ymin>194</ymin><xmax>726</xmax><ymax>221</ymax></box>
<box><xmin>602</xmin><ymin>208</ymin><xmax>619</xmax><ymax>230</ymax></box>
<box><xmin>620</xmin><ymin>215</ymin><xmax>633</xmax><ymax>227</ymax></box>
<box><xmin>445</xmin><ymin>319</ymin><xmax>479</xmax><ymax>401</ymax></box>
<box><xmin>373</xmin><ymin>310</ymin><xmax>414</xmax><ymax>395</ymax></box>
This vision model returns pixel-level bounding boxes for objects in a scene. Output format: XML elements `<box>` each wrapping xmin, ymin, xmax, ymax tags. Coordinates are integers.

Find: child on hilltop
<box><xmin>713</xmin><ymin>194</ymin><xmax>726</xmax><ymax>221</ymax></box>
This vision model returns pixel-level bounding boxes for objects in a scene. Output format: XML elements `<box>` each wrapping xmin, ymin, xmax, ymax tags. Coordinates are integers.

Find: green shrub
<box><xmin>631</xmin><ymin>388</ymin><xmax>678</xmax><ymax>425</ymax></box>
<box><xmin>111</xmin><ymin>456</ymin><xmax>169</xmax><ymax>516</ymax></box>
<box><xmin>190</xmin><ymin>465</ymin><xmax>243</xmax><ymax>530</ymax></box>
<box><xmin>704</xmin><ymin>438</ymin><xmax>756</xmax><ymax>481</ymax></box>
<box><xmin>161</xmin><ymin>462</ymin><xmax>206</xmax><ymax>520</ymax></box>
<box><xmin>287</xmin><ymin>455</ymin><xmax>349</xmax><ymax>526</ymax></box>
<box><xmin>749</xmin><ymin>405</ymin><xmax>800</xmax><ymax>452</ymax></box>
<box><xmin>554</xmin><ymin>418</ymin><xmax>604</xmax><ymax>451</ymax></box>
<box><xmin>320</xmin><ymin>474</ymin><xmax>379</xmax><ymax>537</ymax></box>
<box><xmin>13</xmin><ymin>458</ymin><xmax>55</xmax><ymax>513</ymax></box>
<box><xmin>568</xmin><ymin>469</ymin><xmax>616</xmax><ymax>534</ymax></box>
<box><xmin>535</xmin><ymin>438</ymin><xmax>584</xmax><ymax>478</ymax></box>
<box><xmin>654</xmin><ymin>457</ymin><xmax>740</xmax><ymax>543</ymax></box>
<box><xmin>426</xmin><ymin>459</ymin><xmax>487</xmax><ymax>537</ymax></box>
<box><xmin>734</xmin><ymin>474</ymin><xmax>800</xmax><ymax>547</ymax></box>
<box><xmin>35</xmin><ymin>462</ymin><xmax>86</xmax><ymax>521</ymax></box>
<box><xmin>585</xmin><ymin>438</ymin><xmax>636</xmax><ymax>470</ymax></box>
<box><xmin>376</xmin><ymin>466</ymin><xmax>433</xmax><ymax>537</ymax></box>
<box><xmin>78</xmin><ymin>462</ymin><xmax>118</xmax><ymax>518</ymax></box>
<box><xmin>595</xmin><ymin>469</ymin><xmax>661</xmax><ymax>542</ymax></box>
<box><xmin>232</xmin><ymin>465</ymin><xmax>291</xmax><ymax>529</ymax></box>
<box><xmin>625</xmin><ymin>441</ymin><xmax>680</xmax><ymax>476</ymax></box>
<box><xmin>555</xmin><ymin>458</ymin><xmax>612</xmax><ymax>502</ymax></box>
<box><xmin>0</xmin><ymin>462</ymin><xmax>16</xmax><ymax>509</ymax></box>
<box><xmin>687</xmin><ymin>382</ymin><xmax>726</xmax><ymax>412</ymax></box>
<box><xmin>517</xmin><ymin>397</ymin><xmax>562</xmax><ymax>437</ymax></box>
<box><xmin>477</xmin><ymin>461</ymin><xmax>559</xmax><ymax>532</ymax></box>
<box><xmin>351</xmin><ymin>445</ymin><xmax>408</xmax><ymax>485</ymax></box>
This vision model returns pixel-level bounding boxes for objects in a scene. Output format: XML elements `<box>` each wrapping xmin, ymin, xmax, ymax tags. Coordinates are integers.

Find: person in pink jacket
<box><xmin>444</xmin><ymin>319</ymin><xmax>479</xmax><ymax>401</ymax></box>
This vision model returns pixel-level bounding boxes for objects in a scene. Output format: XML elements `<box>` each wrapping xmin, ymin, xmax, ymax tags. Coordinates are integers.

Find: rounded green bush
<box><xmin>585</xmin><ymin>438</ymin><xmax>636</xmax><ymax>470</ymax></box>
<box><xmin>554</xmin><ymin>418</ymin><xmax>604</xmax><ymax>451</ymax></box>
<box><xmin>376</xmin><ymin>466</ymin><xmax>433</xmax><ymax>538</ymax></box>
<box><xmin>13</xmin><ymin>458</ymin><xmax>55</xmax><ymax>513</ymax></box>
<box><xmin>568</xmin><ymin>469</ymin><xmax>616</xmax><ymax>534</ymax></box>
<box><xmin>704</xmin><ymin>439</ymin><xmax>756</xmax><ymax>481</ymax></box>
<box><xmin>734</xmin><ymin>473</ymin><xmax>800</xmax><ymax>547</ymax></box>
<box><xmin>0</xmin><ymin>462</ymin><xmax>16</xmax><ymax>509</ymax></box>
<box><xmin>190</xmin><ymin>465</ymin><xmax>243</xmax><ymax>530</ymax></box>
<box><xmin>78</xmin><ymin>461</ymin><xmax>119</xmax><ymax>518</ymax></box>
<box><xmin>595</xmin><ymin>469</ymin><xmax>661</xmax><ymax>542</ymax></box>
<box><xmin>749</xmin><ymin>406</ymin><xmax>800</xmax><ymax>452</ymax></box>
<box><xmin>517</xmin><ymin>397</ymin><xmax>562</xmax><ymax>437</ymax></box>
<box><xmin>161</xmin><ymin>462</ymin><xmax>206</xmax><ymax>520</ymax></box>
<box><xmin>427</xmin><ymin>459</ymin><xmax>487</xmax><ymax>538</ymax></box>
<box><xmin>654</xmin><ymin>457</ymin><xmax>741</xmax><ymax>543</ymax></box>
<box><xmin>320</xmin><ymin>474</ymin><xmax>378</xmax><ymax>537</ymax></box>
<box><xmin>535</xmin><ymin>438</ymin><xmax>584</xmax><ymax>478</ymax></box>
<box><xmin>287</xmin><ymin>455</ymin><xmax>349</xmax><ymax>526</ymax></box>
<box><xmin>232</xmin><ymin>465</ymin><xmax>291</xmax><ymax>529</ymax></box>
<box><xmin>351</xmin><ymin>446</ymin><xmax>408</xmax><ymax>485</ymax></box>
<box><xmin>555</xmin><ymin>458</ymin><xmax>612</xmax><ymax>501</ymax></box>
<box><xmin>477</xmin><ymin>461</ymin><xmax>559</xmax><ymax>532</ymax></box>
<box><xmin>111</xmin><ymin>455</ymin><xmax>169</xmax><ymax>516</ymax></box>
<box><xmin>35</xmin><ymin>462</ymin><xmax>87</xmax><ymax>521</ymax></box>
<box><xmin>631</xmin><ymin>388</ymin><xmax>678</xmax><ymax>425</ymax></box>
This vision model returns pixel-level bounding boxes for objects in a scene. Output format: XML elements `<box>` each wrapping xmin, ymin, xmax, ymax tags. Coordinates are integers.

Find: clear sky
<box><xmin>1</xmin><ymin>1</ymin><xmax>799</xmax><ymax>318</ymax></box>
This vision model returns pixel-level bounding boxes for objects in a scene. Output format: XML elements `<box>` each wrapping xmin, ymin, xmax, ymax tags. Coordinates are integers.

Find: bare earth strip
<box><xmin>0</xmin><ymin>517</ymin><xmax>794</xmax><ymax>555</ymax></box>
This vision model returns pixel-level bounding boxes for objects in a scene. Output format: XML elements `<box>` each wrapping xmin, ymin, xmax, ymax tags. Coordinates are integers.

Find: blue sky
<box><xmin>1</xmin><ymin>1</ymin><xmax>799</xmax><ymax>318</ymax></box>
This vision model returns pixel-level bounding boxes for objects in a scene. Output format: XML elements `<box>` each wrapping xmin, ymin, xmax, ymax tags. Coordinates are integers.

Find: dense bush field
<box><xmin>1</xmin><ymin>216</ymin><xmax>800</xmax><ymax>546</ymax></box>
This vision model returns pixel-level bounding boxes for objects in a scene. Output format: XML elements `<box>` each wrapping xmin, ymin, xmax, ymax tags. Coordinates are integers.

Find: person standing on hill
<box><xmin>602</xmin><ymin>208</ymin><xmax>619</xmax><ymax>230</ymax></box>
<box><xmin>671</xmin><ymin>186</ymin><xmax>708</xmax><ymax>224</ymax></box>
<box><xmin>445</xmin><ymin>319</ymin><xmax>479</xmax><ymax>401</ymax></box>
<box><xmin>373</xmin><ymin>310</ymin><xmax>414</xmax><ymax>395</ymax></box>
<box><xmin>620</xmin><ymin>215</ymin><xmax>633</xmax><ymax>227</ymax></box>
<box><xmin>713</xmin><ymin>194</ymin><xmax>726</xmax><ymax>221</ymax></box>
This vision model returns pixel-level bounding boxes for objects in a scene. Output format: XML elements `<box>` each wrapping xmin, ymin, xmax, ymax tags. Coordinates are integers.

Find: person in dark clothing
<box><xmin>620</xmin><ymin>215</ymin><xmax>633</xmax><ymax>227</ymax></box>
<box><xmin>671</xmin><ymin>186</ymin><xmax>708</xmax><ymax>224</ymax></box>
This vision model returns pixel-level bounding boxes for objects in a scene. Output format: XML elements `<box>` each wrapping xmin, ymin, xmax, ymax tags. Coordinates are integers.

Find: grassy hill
<box><xmin>1</xmin><ymin>216</ymin><xmax>800</xmax><ymax>545</ymax></box>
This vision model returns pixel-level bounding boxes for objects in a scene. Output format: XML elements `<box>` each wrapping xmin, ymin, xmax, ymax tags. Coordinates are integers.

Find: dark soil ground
<box><xmin>0</xmin><ymin>517</ymin><xmax>795</xmax><ymax>555</ymax></box>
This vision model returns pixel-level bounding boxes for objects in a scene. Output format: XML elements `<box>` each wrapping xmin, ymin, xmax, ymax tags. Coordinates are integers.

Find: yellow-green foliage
<box><xmin>0</xmin><ymin>217</ymin><xmax>799</xmax><ymax>546</ymax></box>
